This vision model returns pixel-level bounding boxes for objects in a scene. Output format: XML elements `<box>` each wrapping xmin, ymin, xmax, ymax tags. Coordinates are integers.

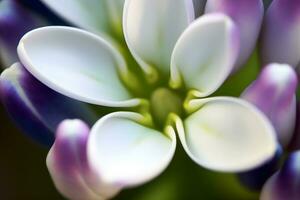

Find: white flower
<box><xmin>1</xmin><ymin>0</ymin><xmax>278</xmax><ymax>199</ymax></box>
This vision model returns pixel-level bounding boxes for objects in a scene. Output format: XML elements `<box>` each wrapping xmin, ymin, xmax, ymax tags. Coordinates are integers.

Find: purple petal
<box><xmin>47</xmin><ymin>119</ymin><xmax>120</xmax><ymax>199</ymax></box>
<box><xmin>47</xmin><ymin>119</ymin><xmax>104</xmax><ymax>200</ymax></box>
<box><xmin>260</xmin><ymin>151</ymin><xmax>300</xmax><ymax>200</ymax></box>
<box><xmin>238</xmin><ymin>146</ymin><xmax>282</xmax><ymax>191</ymax></box>
<box><xmin>241</xmin><ymin>63</ymin><xmax>298</xmax><ymax>147</ymax></box>
<box><xmin>205</xmin><ymin>0</ymin><xmax>264</xmax><ymax>70</ymax></box>
<box><xmin>0</xmin><ymin>63</ymin><xmax>96</xmax><ymax>146</ymax></box>
<box><xmin>260</xmin><ymin>0</ymin><xmax>300</xmax><ymax>68</ymax></box>
<box><xmin>0</xmin><ymin>0</ymin><xmax>45</xmax><ymax>67</ymax></box>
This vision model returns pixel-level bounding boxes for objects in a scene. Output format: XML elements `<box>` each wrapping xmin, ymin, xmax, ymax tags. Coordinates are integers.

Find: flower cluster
<box><xmin>0</xmin><ymin>0</ymin><xmax>299</xmax><ymax>199</ymax></box>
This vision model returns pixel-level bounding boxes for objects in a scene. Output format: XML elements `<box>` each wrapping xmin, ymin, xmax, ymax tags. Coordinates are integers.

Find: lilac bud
<box><xmin>47</xmin><ymin>120</ymin><xmax>103</xmax><ymax>200</ymax></box>
<box><xmin>241</xmin><ymin>63</ymin><xmax>297</xmax><ymax>147</ymax></box>
<box><xmin>261</xmin><ymin>0</ymin><xmax>300</xmax><ymax>68</ymax></box>
<box><xmin>47</xmin><ymin>119</ymin><xmax>120</xmax><ymax>199</ymax></box>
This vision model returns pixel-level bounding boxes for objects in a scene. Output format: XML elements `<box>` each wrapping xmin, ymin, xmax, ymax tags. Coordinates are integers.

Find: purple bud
<box><xmin>47</xmin><ymin>119</ymin><xmax>120</xmax><ymax>199</ymax></box>
<box><xmin>0</xmin><ymin>63</ymin><xmax>96</xmax><ymax>146</ymax></box>
<box><xmin>241</xmin><ymin>63</ymin><xmax>298</xmax><ymax>147</ymax></box>
<box><xmin>0</xmin><ymin>0</ymin><xmax>45</xmax><ymax>67</ymax></box>
<box><xmin>260</xmin><ymin>0</ymin><xmax>300</xmax><ymax>68</ymax></box>
<box><xmin>47</xmin><ymin>119</ymin><xmax>103</xmax><ymax>200</ymax></box>
<box><xmin>260</xmin><ymin>151</ymin><xmax>300</xmax><ymax>200</ymax></box>
<box><xmin>205</xmin><ymin>0</ymin><xmax>264</xmax><ymax>70</ymax></box>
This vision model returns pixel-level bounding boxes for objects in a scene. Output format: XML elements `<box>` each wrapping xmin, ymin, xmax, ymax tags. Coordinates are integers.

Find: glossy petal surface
<box><xmin>88</xmin><ymin>112</ymin><xmax>176</xmax><ymax>188</ymax></box>
<box><xmin>123</xmin><ymin>0</ymin><xmax>194</xmax><ymax>75</ymax></box>
<box><xmin>171</xmin><ymin>14</ymin><xmax>239</xmax><ymax>96</ymax></box>
<box><xmin>205</xmin><ymin>0</ymin><xmax>264</xmax><ymax>69</ymax></box>
<box><xmin>18</xmin><ymin>26</ymin><xmax>139</xmax><ymax>107</ymax></box>
<box><xmin>181</xmin><ymin>97</ymin><xmax>277</xmax><ymax>172</ymax></box>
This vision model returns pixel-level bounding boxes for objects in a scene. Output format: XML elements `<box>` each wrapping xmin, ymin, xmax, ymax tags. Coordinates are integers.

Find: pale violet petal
<box><xmin>181</xmin><ymin>97</ymin><xmax>277</xmax><ymax>172</ymax></box>
<box><xmin>260</xmin><ymin>0</ymin><xmax>300</xmax><ymax>68</ymax></box>
<box><xmin>40</xmin><ymin>0</ymin><xmax>124</xmax><ymax>36</ymax></box>
<box><xmin>123</xmin><ymin>0</ymin><xmax>194</xmax><ymax>76</ymax></box>
<box><xmin>17</xmin><ymin>26</ymin><xmax>140</xmax><ymax>107</ymax></box>
<box><xmin>87</xmin><ymin>112</ymin><xmax>176</xmax><ymax>188</ymax></box>
<box><xmin>47</xmin><ymin>119</ymin><xmax>106</xmax><ymax>200</ymax></box>
<box><xmin>170</xmin><ymin>13</ymin><xmax>239</xmax><ymax>96</ymax></box>
<box><xmin>242</xmin><ymin>64</ymin><xmax>298</xmax><ymax>147</ymax></box>
<box><xmin>205</xmin><ymin>0</ymin><xmax>264</xmax><ymax>69</ymax></box>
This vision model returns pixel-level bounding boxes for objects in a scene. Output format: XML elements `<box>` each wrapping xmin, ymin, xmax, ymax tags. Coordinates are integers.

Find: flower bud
<box><xmin>241</xmin><ymin>63</ymin><xmax>297</xmax><ymax>147</ymax></box>
<box><xmin>261</xmin><ymin>0</ymin><xmax>300</xmax><ymax>68</ymax></box>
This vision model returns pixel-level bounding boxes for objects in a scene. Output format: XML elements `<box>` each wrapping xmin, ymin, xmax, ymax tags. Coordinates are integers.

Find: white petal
<box><xmin>205</xmin><ymin>0</ymin><xmax>264</xmax><ymax>69</ymax></box>
<box><xmin>18</xmin><ymin>26</ymin><xmax>139</xmax><ymax>107</ymax></box>
<box><xmin>40</xmin><ymin>0</ymin><xmax>124</xmax><ymax>36</ymax></box>
<box><xmin>87</xmin><ymin>112</ymin><xmax>176</xmax><ymax>188</ymax></box>
<box><xmin>181</xmin><ymin>97</ymin><xmax>277</xmax><ymax>172</ymax></box>
<box><xmin>123</xmin><ymin>0</ymin><xmax>194</xmax><ymax>76</ymax></box>
<box><xmin>170</xmin><ymin>13</ymin><xmax>239</xmax><ymax>96</ymax></box>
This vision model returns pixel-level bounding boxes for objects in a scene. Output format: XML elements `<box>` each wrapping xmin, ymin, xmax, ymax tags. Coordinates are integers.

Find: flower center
<box><xmin>150</xmin><ymin>87</ymin><xmax>183</xmax><ymax>128</ymax></box>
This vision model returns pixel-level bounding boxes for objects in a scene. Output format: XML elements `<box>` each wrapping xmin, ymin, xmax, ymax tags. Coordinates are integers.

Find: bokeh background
<box><xmin>0</xmin><ymin>0</ymin><xmax>274</xmax><ymax>199</ymax></box>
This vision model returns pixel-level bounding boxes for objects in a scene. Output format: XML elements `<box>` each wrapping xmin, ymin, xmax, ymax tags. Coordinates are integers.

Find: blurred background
<box><xmin>0</xmin><ymin>104</ymin><xmax>64</xmax><ymax>199</ymax></box>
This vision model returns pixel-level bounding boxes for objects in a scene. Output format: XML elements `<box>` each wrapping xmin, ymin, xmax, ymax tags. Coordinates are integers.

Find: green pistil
<box><xmin>150</xmin><ymin>87</ymin><xmax>183</xmax><ymax>128</ymax></box>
